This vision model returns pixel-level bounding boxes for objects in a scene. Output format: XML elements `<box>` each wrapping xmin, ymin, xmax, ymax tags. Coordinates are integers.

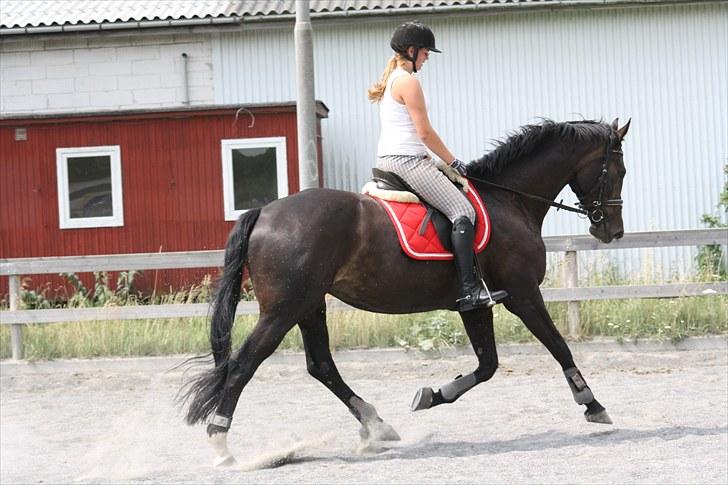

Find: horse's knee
<box><xmin>306</xmin><ymin>360</ymin><xmax>321</xmax><ymax>379</ymax></box>
<box><xmin>226</xmin><ymin>351</ymin><xmax>248</xmax><ymax>382</ymax></box>
<box><xmin>306</xmin><ymin>359</ymin><xmax>333</xmax><ymax>384</ymax></box>
<box><xmin>475</xmin><ymin>359</ymin><xmax>498</xmax><ymax>382</ymax></box>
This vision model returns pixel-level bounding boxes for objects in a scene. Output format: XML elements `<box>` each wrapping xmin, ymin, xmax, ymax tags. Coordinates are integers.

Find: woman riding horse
<box><xmin>180</xmin><ymin>24</ymin><xmax>631</xmax><ymax>468</ymax></box>
<box><xmin>368</xmin><ymin>21</ymin><xmax>507</xmax><ymax>311</ymax></box>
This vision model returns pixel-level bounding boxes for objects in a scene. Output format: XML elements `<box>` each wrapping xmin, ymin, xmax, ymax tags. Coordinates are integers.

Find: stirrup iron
<box><xmin>473</xmin><ymin>254</ymin><xmax>506</xmax><ymax>308</ymax></box>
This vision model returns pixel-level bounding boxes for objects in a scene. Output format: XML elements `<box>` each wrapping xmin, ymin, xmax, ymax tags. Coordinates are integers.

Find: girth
<box><xmin>371</xmin><ymin>168</ymin><xmax>455</xmax><ymax>251</ymax></box>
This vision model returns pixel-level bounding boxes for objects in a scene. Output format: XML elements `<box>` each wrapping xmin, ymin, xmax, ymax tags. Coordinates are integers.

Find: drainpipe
<box><xmin>181</xmin><ymin>52</ymin><xmax>190</xmax><ymax>105</ymax></box>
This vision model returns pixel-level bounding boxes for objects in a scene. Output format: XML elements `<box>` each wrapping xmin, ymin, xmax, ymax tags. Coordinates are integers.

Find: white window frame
<box><xmin>221</xmin><ymin>137</ymin><xmax>288</xmax><ymax>221</ymax></box>
<box><xmin>56</xmin><ymin>145</ymin><xmax>124</xmax><ymax>229</ymax></box>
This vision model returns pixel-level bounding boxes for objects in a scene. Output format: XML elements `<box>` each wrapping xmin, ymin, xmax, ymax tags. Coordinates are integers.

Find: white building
<box><xmin>1</xmin><ymin>0</ymin><xmax>726</xmax><ymax>279</ymax></box>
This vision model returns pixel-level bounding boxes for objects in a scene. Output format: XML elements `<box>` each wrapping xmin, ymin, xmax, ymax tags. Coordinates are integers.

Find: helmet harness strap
<box><xmin>410</xmin><ymin>46</ymin><xmax>420</xmax><ymax>73</ymax></box>
<box><xmin>399</xmin><ymin>46</ymin><xmax>420</xmax><ymax>73</ymax></box>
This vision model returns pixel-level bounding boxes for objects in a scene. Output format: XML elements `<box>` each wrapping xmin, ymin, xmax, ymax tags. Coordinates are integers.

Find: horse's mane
<box><xmin>468</xmin><ymin>119</ymin><xmax>612</xmax><ymax>178</ymax></box>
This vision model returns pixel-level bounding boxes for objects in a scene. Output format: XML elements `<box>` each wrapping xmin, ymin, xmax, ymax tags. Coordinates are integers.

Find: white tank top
<box><xmin>376</xmin><ymin>68</ymin><xmax>429</xmax><ymax>157</ymax></box>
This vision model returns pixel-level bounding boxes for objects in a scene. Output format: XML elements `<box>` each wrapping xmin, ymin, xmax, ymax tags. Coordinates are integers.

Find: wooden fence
<box><xmin>1</xmin><ymin>228</ymin><xmax>726</xmax><ymax>360</ymax></box>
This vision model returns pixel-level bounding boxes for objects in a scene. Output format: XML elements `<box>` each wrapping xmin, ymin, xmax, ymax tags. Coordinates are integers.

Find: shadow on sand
<box><xmin>333</xmin><ymin>425</ymin><xmax>728</xmax><ymax>463</ymax></box>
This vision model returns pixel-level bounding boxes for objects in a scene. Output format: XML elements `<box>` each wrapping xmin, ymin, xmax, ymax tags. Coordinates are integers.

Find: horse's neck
<box><xmin>496</xmin><ymin>148</ymin><xmax>585</xmax><ymax>222</ymax></box>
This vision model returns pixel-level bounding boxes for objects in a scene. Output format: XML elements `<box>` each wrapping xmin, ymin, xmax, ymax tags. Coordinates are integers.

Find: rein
<box><xmin>466</xmin><ymin>139</ymin><xmax>623</xmax><ymax>224</ymax></box>
<box><xmin>465</xmin><ymin>175</ymin><xmax>588</xmax><ymax>215</ymax></box>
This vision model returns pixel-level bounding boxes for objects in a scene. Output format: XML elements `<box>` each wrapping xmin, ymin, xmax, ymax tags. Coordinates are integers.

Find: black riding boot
<box><xmin>451</xmin><ymin>217</ymin><xmax>508</xmax><ymax>312</ymax></box>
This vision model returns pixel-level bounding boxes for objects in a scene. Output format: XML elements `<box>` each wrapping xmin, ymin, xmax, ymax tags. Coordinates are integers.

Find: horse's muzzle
<box><xmin>590</xmin><ymin>224</ymin><xmax>624</xmax><ymax>243</ymax></box>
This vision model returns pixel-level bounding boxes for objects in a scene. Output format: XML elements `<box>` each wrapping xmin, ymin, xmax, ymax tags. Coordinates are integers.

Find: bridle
<box><xmin>466</xmin><ymin>136</ymin><xmax>623</xmax><ymax>226</ymax></box>
<box><xmin>570</xmin><ymin>137</ymin><xmax>624</xmax><ymax>225</ymax></box>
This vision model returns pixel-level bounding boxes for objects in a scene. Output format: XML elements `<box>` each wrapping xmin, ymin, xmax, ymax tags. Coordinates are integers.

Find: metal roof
<box><xmin>0</xmin><ymin>0</ymin><xmax>244</xmax><ymax>31</ymax></box>
<box><xmin>0</xmin><ymin>0</ymin><xmax>688</xmax><ymax>34</ymax></box>
<box><xmin>0</xmin><ymin>0</ymin><xmax>698</xmax><ymax>34</ymax></box>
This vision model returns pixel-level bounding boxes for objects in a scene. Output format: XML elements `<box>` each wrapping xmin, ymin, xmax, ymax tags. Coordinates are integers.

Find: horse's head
<box><xmin>570</xmin><ymin>118</ymin><xmax>631</xmax><ymax>243</ymax></box>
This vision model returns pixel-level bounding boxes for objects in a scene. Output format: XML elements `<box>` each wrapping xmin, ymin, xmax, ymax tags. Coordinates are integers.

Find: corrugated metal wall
<box><xmin>214</xmin><ymin>2</ymin><xmax>727</xmax><ymax>278</ymax></box>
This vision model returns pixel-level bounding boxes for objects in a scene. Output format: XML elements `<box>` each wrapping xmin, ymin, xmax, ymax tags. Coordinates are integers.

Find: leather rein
<box><xmin>465</xmin><ymin>139</ymin><xmax>623</xmax><ymax>225</ymax></box>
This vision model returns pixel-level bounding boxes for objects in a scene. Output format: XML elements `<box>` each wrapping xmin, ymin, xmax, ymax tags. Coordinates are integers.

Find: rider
<box><xmin>368</xmin><ymin>21</ymin><xmax>508</xmax><ymax>311</ymax></box>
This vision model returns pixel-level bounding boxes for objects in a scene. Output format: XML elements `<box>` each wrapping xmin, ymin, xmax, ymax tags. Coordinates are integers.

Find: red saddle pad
<box><xmin>371</xmin><ymin>188</ymin><xmax>491</xmax><ymax>261</ymax></box>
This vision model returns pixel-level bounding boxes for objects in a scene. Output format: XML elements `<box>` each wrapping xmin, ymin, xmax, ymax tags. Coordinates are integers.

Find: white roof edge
<box><xmin>0</xmin><ymin>0</ymin><xmax>719</xmax><ymax>36</ymax></box>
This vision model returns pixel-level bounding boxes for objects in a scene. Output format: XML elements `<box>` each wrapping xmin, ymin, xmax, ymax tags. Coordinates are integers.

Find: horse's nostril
<box><xmin>614</xmin><ymin>231</ymin><xmax>624</xmax><ymax>240</ymax></box>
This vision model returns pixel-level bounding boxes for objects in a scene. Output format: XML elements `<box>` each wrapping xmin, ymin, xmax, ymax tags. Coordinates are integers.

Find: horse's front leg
<box><xmin>504</xmin><ymin>290</ymin><xmax>612</xmax><ymax>424</ymax></box>
<box><xmin>412</xmin><ymin>307</ymin><xmax>498</xmax><ymax>410</ymax></box>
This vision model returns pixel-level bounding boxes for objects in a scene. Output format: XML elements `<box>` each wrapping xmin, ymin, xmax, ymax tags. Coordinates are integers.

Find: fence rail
<box><xmin>1</xmin><ymin>228</ymin><xmax>726</xmax><ymax>360</ymax></box>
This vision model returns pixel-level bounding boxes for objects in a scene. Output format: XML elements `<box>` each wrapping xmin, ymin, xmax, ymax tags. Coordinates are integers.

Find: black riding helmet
<box><xmin>390</xmin><ymin>21</ymin><xmax>441</xmax><ymax>73</ymax></box>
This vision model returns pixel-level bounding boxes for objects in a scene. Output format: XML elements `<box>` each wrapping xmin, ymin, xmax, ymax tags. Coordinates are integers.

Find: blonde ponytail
<box><xmin>367</xmin><ymin>55</ymin><xmax>400</xmax><ymax>102</ymax></box>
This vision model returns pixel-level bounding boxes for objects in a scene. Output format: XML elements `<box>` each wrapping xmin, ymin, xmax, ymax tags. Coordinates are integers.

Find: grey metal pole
<box><xmin>9</xmin><ymin>275</ymin><xmax>23</xmax><ymax>360</ymax></box>
<box><xmin>565</xmin><ymin>250</ymin><xmax>581</xmax><ymax>338</ymax></box>
<box><xmin>295</xmin><ymin>1</ymin><xmax>319</xmax><ymax>190</ymax></box>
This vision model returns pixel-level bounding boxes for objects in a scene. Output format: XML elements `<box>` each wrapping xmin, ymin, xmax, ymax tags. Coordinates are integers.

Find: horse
<box><xmin>180</xmin><ymin>118</ymin><xmax>631</xmax><ymax>466</ymax></box>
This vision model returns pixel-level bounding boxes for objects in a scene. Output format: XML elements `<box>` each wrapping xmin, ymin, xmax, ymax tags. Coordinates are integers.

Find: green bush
<box><xmin>696</xmin><ymin>164</ymin><xmax>728</xmax><ymax>280</ymax></box>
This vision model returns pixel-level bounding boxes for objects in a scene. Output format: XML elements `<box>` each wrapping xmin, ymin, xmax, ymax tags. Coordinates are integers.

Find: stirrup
<box><xmin>457</xmin><ymin>280</ymin><xmax>508</xmax><ymax>311</ymax></box>
<box><xmin>478</xmin><ymin>278</ymin><xmax>508</xmax><ymax>308</ymax></box>
<box><xmin>456</xmin><ymin>292</ymin><xmax>505</xmax><ymax>311</ymax></box>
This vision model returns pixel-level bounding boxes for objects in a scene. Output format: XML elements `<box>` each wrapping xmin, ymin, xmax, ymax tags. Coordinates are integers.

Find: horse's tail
<box><xmin>181</xmin><ymin>207</ymin><xmax>262</xmax><ymax>425</ymax></box>
<box><xmin>210</xmin><ymin>207</ymin><xmax>261</xmax><ymax>366</ymax></box>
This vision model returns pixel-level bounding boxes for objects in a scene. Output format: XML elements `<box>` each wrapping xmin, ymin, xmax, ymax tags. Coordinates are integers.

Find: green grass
<box><xmin>1</xmin><ymin>295</ymin><xmax>726</xmax><ymax>360</ymax></box>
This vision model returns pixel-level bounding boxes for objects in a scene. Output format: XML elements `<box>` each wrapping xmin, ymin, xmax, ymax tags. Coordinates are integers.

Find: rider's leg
<box><xmin>451</xmin><ymin>216</ymin><xmax>508</xmax><ymax>311</ymax></box>
<box><xmin>377</xmin><ymin>155</ymin><xmax>507</xmax><ymax>311</ymax></box>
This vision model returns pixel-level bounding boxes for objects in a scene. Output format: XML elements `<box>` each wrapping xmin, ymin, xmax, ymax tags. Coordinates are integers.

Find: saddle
<box><xmin>370</xmin><ymin>168</ymin><xmax>455</xmax><ymax>251</ymax></box>
<box><xmin>362</xmin><ymin>167</ymin><xmax>491</xmax><ymax>261</ymax></box>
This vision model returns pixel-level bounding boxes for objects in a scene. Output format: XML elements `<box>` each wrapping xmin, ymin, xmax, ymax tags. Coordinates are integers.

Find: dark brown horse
<box><xmin>181</xmin><ymin>118</ymin><xmax>631</xmax><ymax>466</ymax></box>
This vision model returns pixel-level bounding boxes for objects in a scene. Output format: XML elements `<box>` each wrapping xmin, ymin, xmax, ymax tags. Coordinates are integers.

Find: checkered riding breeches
<box><xmin>376</xmin><ymin>154</ymin><xmax>475</xmax><ymax>224</ymax></box>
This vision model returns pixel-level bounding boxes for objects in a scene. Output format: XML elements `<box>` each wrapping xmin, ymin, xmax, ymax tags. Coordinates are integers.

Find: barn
<box><xmin>0</xmin><ymin>102</ymin><xmax>328</xmax><ymax>294</ymax></box>
<box><xmin>1</xmin><ymin>0</ymin><xmax>726</xmax><ymax>297</ymax></box>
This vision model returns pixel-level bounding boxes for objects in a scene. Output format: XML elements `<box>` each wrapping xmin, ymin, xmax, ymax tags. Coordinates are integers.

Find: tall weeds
<box><xmin>1</xmin><ymin>270</ymin><xmax>725</xmax><ymax>360</ymax></box>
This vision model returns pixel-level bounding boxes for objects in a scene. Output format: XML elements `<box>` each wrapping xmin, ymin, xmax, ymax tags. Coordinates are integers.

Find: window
<box><xmin>56</xmin><ymin>145</ymin><xmax>124</xmax><ymax>229</ymax></box>
<box><xmin>221</xmin><ymin>137</ymin><xmax>288</xmax><ymax>221</ymax></box>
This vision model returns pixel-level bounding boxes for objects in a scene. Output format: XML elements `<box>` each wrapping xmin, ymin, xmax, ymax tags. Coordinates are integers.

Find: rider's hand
<box><xmin>450</xmin><ymin>158</ymin><xmax>468</xmax><ymax>177</ymax></box>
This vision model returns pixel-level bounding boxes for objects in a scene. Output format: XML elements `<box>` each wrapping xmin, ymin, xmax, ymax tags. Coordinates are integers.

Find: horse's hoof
<box><xmin>360</xmin><ymin>419</ymin><xmax>401</xmax><ymax>442</ymax></box>
<box><xmin>585</xmin><ymin>408</ymin><xmax>613</xmax><ymax>424</ymax></box>
<box><xmin>213</xmin><ymin>454</ymin><xmax>237</xmax><ymax>467</ymax></box>
<box><xmin>411</xmin><ymin>387</ymin><xmax>434</xmax><ymax>411</ymax></box>
<box><xmin>372</xmin><ymin>421</ymin><xmax>401</xmax><ymax>441</ymax></box>
<box><xmin>208</xmin><ymin>431</ymin><xmax>237</xmax><ymax>467</ymax></box>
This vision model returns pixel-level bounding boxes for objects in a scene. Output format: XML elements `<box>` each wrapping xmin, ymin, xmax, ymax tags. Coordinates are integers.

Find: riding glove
<box><xmin>450</xmin><ymin>158</ymin><xmax>467</xmax><ymax>177</ymax></box>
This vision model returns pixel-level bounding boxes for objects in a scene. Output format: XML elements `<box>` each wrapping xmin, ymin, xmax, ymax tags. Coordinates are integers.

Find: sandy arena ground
<box><xmin>1</xmin><ymin>338</ymin><xmax>727</xmax><ymax>484</ymax></box>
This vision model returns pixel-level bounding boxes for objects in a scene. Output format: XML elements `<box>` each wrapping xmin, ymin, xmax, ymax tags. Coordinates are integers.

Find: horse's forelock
<box><xmin>468</xmin><ymin>119</ymin><xmax>611</xmax><ymax>177</ymax></box>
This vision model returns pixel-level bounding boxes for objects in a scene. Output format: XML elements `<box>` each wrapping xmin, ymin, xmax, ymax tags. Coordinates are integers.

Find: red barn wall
<box><xmin>0</xmin><ymin>103</ymin><xmax>328</xmax><ymax>300</ymax></box>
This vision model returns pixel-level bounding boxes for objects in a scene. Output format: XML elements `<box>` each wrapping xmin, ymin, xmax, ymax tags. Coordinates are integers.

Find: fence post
<box><xmin>8</xmin><ymin>275</ymin><xmax>23</xmax><ymax>360</ymax></box>
<box><xmin>564</xmin><ymin>250</ymin><xmax>580</xmax><ymax>338</ymax></box>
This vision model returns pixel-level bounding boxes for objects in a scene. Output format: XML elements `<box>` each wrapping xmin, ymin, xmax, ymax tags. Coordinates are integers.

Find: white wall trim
<box><xmin>220</xmin><ymin>136</ymin><xmax>288</xmax><ymax>221</ymax></box>
<box><xmin>55</xmin><ymin>145</ymin><xmax>124</xmax><ymax>229</ymax></box>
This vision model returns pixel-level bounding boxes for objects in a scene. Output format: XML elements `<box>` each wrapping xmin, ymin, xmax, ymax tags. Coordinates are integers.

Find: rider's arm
<box><xmin>393</xmin><ymin>75</ymin><xmax>456</xmax><ymax>164</ymax></box>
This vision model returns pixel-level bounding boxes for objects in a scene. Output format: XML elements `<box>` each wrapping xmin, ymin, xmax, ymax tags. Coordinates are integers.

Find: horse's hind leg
<box><xmin>504</xmin><ymin>290</ymin><xmax>612</xmax><ymax>424</ymax></box>
<box><xmin>299</xmin><ymin>303</ymin><xmax>400</xmax><ymax>442</ymax></box>
<box><xmin>207</xmin><ymin>313</ymin><xmax>296</xmax><ymax>466</ymax></box>
<box><xmin>412</xmin><ymin>307</ymin><xmax>498</xmax><ymax>410</ymax></box>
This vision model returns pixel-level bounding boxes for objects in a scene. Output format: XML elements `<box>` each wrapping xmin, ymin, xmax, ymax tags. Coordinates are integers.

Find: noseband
<box><xmin>571</xmin><ymin>138</ymin><xmax>624</xmax><ymax>225</ymax></box>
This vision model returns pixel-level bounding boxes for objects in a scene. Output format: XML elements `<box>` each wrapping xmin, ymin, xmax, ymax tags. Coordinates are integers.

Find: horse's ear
<box><xmin>611</xmin><ymin>118</ymin><xmax>619</xmax><ymax>130</ymax></box>
<box><xmin>616</xmin><ymin>118</ymin><xmax>631</xmax><ymax>141</ymax></box>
